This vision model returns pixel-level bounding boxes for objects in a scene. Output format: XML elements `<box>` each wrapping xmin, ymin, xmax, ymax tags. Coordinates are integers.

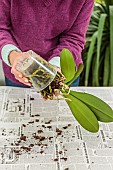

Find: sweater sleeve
<box><xmin>48</xmin><ymin>0</ymin><xmax>94</xmax><ymax>68</ymax></box>
<box><xmin>0</xmin><ymin>0</ymin><xmax>19</xmax><ymax>60</ymax></box>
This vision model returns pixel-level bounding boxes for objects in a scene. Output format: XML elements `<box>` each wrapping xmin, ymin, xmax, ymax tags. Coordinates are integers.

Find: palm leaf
<box><xmin>85</xmin><ymin>31</ymin><xmax>98</xmax><ymax>86</ymax></box>
<box><xmin>104</xmin><ymin>0</ymin><xmax>113</xmax><ymax>11</ymax></box>
<box><xmin>94</xmin><ymin>13</ymin><xmax>107</xmax><ymax>86</ymax></box>
<box><xmin>109</xmin><ymin>6</ymin><xmax>113</xmax><ymax>85</ymax></box>
<box><xmin>103</xmin><ymin>45</ymin><xmax>110</xmax><ymax>86</ymax></box>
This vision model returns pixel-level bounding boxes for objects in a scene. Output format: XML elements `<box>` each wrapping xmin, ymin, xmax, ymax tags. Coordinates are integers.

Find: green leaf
<box><xmin>88</xmin><ymin>107</ymin><xmax>113</xmax><ymax>122</ymax></box>
<box><xmin>85</xmin><ymin>31</ymin><xmax>98</xmax><ymax>86</ymax></box>
<box><xmin>109</xmin><ymin>6</ymin><xmax>113</xmax><ymax>85</ymax></box>
<box><xmin>95</xmin><ymin>3</ymin><xmax>106</xmax><ymax>13</ymax></box>
<box><xmin>64</xmin><ymin>93</ymin><xmax>99</xmax><ymax>133</ymax></box>
<box><xmin>60</xmin><ymin>48</ymin><xmax>76</xmax><ymax>83</ymax></box>
<box><xmin>70</xmin><ymin>90</ymin><xmax>113</xmax><ymax>122</ymax></box>
<box><xmin>94</xmin><ymin>13</ymin><xmax>107</xmax><ymax>86</ymax></box>
<box><xmin>104</xmin><ymin>0</ymin><xmax>113</xmax><ymax>11</ymax></box>
<box><xmin>66</xmin><ymin>64</ymin><xmax>83</xmax><ymax>86</ymax></box>
<box><xmin>103</xmin><ymin>45</ymin><xmax>110</xmax><ymax>86</ymax></box>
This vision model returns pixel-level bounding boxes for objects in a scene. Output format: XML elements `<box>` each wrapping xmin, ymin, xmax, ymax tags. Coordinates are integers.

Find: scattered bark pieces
<box><xmin>45</xmin><ymin>120</ymin><xmax>52</xmax><ymax>124</ymax></box>
<box><xmin>20</xmin><ymin>135</ymin><xmax>26</xmax><ymax>141</ymax></box>
<box><xmin>56</xmin><ymin>128</ymin><xmax>62</xmax><ymax>135</ymax></box>
<box><xmin>60</xmin><ymin>157</ymin><xmax>67</xmax><ymax>161</ymax></box>
<box><xmin>53</xmin><ymin>158</ymin><xmax>58</xmax><ymax>161</ymax></box>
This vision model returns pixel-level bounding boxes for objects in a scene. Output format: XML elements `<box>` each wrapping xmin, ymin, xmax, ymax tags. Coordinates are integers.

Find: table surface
<box><xmin>0</xmin><ymin>86</ymin><xmax>113</xmax><ymax>170</ymax></box>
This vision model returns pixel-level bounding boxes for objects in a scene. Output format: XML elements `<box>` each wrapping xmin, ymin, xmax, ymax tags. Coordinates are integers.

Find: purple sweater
<box><xmin>0</xmin><ymin>0</ymin><xmax>94</xmax><ymax>85</ymax></box>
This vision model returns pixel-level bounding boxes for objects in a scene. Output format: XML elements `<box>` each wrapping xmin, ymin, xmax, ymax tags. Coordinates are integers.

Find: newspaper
<box><xmin>0</xmin><ymin>86</ymin><xmax>113</xmax><ymax>170</ymax></box>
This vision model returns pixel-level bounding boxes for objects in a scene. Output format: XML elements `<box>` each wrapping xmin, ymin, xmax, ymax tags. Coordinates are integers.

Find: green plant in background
<box><xmin>95</xmin><ymin>0</ymin><xmax>103</xmax><ymax>3</ymax></box>
<box><xmin>81</xmin><ymin>0</ymin><xmax>113</xmax><ymax>86</ymax></box>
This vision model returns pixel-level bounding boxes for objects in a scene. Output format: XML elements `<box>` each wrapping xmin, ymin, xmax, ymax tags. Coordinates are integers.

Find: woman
<box><xmin>0</xmin><ymin>0</ymin><xmax>94</xmax><ymax>87</ymax></box>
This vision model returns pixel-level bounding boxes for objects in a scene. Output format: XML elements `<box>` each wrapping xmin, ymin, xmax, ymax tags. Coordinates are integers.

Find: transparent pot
<box><xmin>16</xmin><ymin>50</ymin><xmax>57</xmax><ymax>92</ymax></box>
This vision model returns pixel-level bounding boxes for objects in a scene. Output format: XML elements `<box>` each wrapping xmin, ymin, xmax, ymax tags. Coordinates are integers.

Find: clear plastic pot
<box><xmin>16</xmin><ymin>50</ymin><xmax>57</xmax><ymax>92</ymax></box>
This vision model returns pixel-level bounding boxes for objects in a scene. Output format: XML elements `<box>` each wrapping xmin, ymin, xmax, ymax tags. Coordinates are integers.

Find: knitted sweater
<box><xmin>0</xmin><ymin>0</ymin><xmax>94</xmax><ymax>85</ymax></box>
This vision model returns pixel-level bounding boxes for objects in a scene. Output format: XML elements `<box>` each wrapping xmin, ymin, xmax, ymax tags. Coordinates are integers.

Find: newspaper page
<box><xmin>0</xmin><ymin>86</ymin><xmax>113</xmax><ymax>170</ymax></box>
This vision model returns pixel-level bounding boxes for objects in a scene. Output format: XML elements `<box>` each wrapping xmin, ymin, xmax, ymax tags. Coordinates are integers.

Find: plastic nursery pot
<box><xmin>16</xmin><ymin>50</ymin><xmax>57</xmax><ymax>92</ymax></box>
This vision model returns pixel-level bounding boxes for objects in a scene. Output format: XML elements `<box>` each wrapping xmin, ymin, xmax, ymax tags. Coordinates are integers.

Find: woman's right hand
<box><xmin>9</xmin><ymin>51</ymin><xmax>32</xmax><ymax>86</ymax></box>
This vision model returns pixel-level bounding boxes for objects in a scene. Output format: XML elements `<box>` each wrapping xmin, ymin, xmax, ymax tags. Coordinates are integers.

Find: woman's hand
<box><xmin>9</xmin><ymin>51</ymin><xmax>31</xmax><ymax>86</ymax></box>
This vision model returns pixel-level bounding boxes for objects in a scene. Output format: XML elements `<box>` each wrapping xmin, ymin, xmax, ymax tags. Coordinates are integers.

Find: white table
<box><xmin>0</xmin><ymin>86</ymin><xmax>113</xmax><ymax>170</ymax></box>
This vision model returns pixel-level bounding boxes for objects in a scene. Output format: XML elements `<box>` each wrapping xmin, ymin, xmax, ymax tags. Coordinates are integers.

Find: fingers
<box><xmin>10</xmin><ymin>52</ymin><xmax>32</xmax><ymax>86</ymax></box>
<box><xmin>11</xmin><ymin>67</ymin><xmax>23</xmax><ymax>78</ymax></box>
<box><xmin>15</xmin><ymin>75</ymin><xmax>31</xmax><ymax>86</ymax></box>
<box><xmin>11</xmin><ymin>67</ymin><xmax>31</xmax><ymax>86</ymax></box>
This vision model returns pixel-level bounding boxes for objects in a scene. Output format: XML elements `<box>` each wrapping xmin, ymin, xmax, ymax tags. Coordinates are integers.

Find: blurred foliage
<box><xmin>80</xmin><ymin>0</ymin><xmax>113</xmax><ymax>86</ymax></box>
<box><xmin>95</xmin><ymin>0</ymin><xmax>103</xmax><ymax>3</ymax></box>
